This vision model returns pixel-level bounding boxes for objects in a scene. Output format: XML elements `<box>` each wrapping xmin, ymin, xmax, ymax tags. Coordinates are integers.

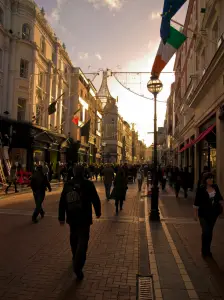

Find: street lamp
<box><xmin>147</xmin><ymin>76</ymin><xmax>163</xmax><ymax>221</ymax></box>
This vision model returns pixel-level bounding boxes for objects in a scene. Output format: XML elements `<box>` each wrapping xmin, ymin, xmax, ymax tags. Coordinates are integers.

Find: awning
<box><xmin>179</xmin><ymin>142</ymin><xmax>192</xmax><ymax>153</ymax></box>
<box><xmin>179</xmin><ymin>124</ymin><xmax>216</xmax><ymax>153</ymax></box>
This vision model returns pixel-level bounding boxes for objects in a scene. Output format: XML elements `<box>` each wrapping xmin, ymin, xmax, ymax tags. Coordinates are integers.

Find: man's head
<box><xmin>73</xmin><ymin>165</ymin><xmax>85</xmax><ymax>178</ymax></box>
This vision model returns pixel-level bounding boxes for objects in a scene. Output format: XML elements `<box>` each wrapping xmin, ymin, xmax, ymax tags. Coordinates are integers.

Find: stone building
<box><xmin>0</xmin><ymin>0</ymin><xmax>101</xmax><ymax>172</ymax></box>
<box><xmin>168</xmin><ymin>0</ymin><xmax>224</xmax><ymax>189</ymax></box>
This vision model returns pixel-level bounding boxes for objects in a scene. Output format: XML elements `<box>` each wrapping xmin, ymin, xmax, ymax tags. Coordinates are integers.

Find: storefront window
<box><xmin>33</xmin><ymin>150</ymin><xmax>45</xmax><ymax>165</ymax></box>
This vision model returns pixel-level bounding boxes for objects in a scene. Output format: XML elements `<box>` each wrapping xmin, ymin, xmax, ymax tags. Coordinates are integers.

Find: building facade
<box><xmin>168</xmin><ymin>0</ymin><xmax>224</xmax><ymax>190</ymax></box>
<box><xmin>0</xmin><ymin>0</ymin><xmax>102</xmax><ymax>172</ymax></box>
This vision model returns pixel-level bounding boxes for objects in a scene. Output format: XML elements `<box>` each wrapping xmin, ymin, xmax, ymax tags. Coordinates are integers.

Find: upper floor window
<box><xmin>52</xmin><ymin>51</ymin><xmax>56</xmax><ymax>64</ymax></box>
<box><xmin>0</xmin><ymin>48</ymin><xmax>3</xmax><ymax>71</ymax></box>
<box><xmin>17</xmin><ymin>98</ymin><xmax>26</xmax><ymax>121</ymax></box>
<box><xmin>20</xmin><ymin>59</ymin><xmax>29</xmax><ymax>78</ymax></box>
<box><xmin>22</xmin><ymin>24</ymin><xmax>30</xmax><ymax>40</ymax></box>
<box><xmin>38</xmin><ymin>73</ymin><xmax>44</xmax><ymax>88</ymax></box>
<box><xmin>0</xmin><ymin>7</ymin><xmax>3</xmax><ymax>25</ymax></box>
<box><xmin>40</xmin><ymin>36</ymin><xmax>46</xmax><ymax>55</ymax></box>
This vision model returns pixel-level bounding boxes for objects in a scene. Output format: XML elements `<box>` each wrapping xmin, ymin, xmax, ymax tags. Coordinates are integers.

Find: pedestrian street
<box><xmin>0</xmin><ymin>181</ymin><xmax>224</xmax><ymax>300</ymax></box>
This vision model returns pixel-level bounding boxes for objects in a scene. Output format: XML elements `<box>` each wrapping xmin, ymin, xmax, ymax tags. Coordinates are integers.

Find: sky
<box><xmin>36</xmin><ymin>0</ymin><xmax>188</xmax><ymax>146</ymax></box>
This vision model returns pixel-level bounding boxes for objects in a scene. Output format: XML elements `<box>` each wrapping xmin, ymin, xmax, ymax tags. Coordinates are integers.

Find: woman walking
<box><xmin>194</xmin><ymin>172</ymin><xmax>224</xmax><ymax>257</ymax></box>
<box><xmin>113</xmin><ymin>168</ymin><xmax>127</xmax><ymax>215</ymax></box>
<box><xmin>173</xmin><ymin>167</ymin><xmax>182</xmax><ymax>198</ymax></box>
<box><xmin>5</xmin><ymin>164</ymin><xmax>18</xmax><ymax>194</ymax></box>
<box><xmin>137</xmin><ymin>167</ymin><xmax>144</xmax><ymax>192</ymax></box>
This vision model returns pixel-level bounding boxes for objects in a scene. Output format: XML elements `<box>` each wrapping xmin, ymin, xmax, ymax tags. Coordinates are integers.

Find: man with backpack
<box><xmin>58</xmin><ymin>165</ymin><xmax>101</xmax><ymax>280</ymax></box>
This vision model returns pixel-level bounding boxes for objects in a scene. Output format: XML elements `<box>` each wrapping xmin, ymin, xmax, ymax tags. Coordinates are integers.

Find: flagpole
<box><xmin>171</xmin><ymin>19</ymin><xmax>217</xmax><ymax>45</ymax></box>
<box><xmin>33</xmin><ymin>92</ymin><xmax>65</xmax><ymax>123</ymax></box>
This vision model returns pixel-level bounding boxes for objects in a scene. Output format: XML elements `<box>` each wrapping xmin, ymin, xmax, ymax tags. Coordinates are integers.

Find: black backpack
<box><xmin>66</xmin><ymin>183</ymin><xmax>83</xmax><ymax>215</ymax></box>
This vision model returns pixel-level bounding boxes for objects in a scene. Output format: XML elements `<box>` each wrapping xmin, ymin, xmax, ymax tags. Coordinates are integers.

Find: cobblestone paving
<box><xmin>0</xmin><ymin>182</ymin><xmax>140</xmax><ymax>300</ymax></box>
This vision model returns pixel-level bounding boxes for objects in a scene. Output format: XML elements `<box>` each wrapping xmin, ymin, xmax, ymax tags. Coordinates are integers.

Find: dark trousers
<box><xmin>183</xmin><ymin>188</ymin><xmax>188</xmax><ymax>198</ymax></box>
<box><xmin>104</xmin><ymin>183</ymin><xmax>112</xmax><ymax>199</ymax></box>
<box><xmin>174</xmin><ymin>184</ymin><xmax>180</xmax><ymax>197</ymax></box>
<box><xmin>6</xmin><ymin>181</ymin><xmax>18</xmax><ymax>193</ymax></box>
<box><xmin>115</xmin><ymin>199</ymin><xmax>124</xmax><ymax>212</ymax></box>
<box><xmin>70</xmin><ymin>225</ymin><xmax>90</xmax><ymax>273</ymax></box>
<box><xmin>138</xmin><ymin>180</ymin><xmax>142</xmax><ymax>191</ymax></box>
<box><xmin>199</xmin><ymin>216</ymin><xmax>218</xmax><ymax>255</ymax></box>
<box><xmin>32</xmin><ymin>190</ymin><xmax>45</xmax><ymax>220</ymax></box>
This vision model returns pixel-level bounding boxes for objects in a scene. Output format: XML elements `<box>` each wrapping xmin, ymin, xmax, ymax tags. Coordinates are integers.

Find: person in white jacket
<box><xmin>137</xmin><ymin>167</ymin><xmax>144</xmax><ymax>192</ymax></box>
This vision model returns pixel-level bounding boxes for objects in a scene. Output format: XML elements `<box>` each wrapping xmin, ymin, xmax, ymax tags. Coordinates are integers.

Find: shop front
<box><xmin>198</xmin><ymin>117</ymin><xmax>216</xmax><ymax>175</ymax></box>
<box><xmin>0</xmin><ymin>117</ymin><xmax>32</xmax><ymax>171</ymax></box>
<box><xmin>30</xmin><ymin>126</ymin><xmax>66</xmax><ymax>172</ymax></box>
<box><xmin>179</xmin><ymin>116</ymin><xmax>216</xmax><ymax>185</ymax></box>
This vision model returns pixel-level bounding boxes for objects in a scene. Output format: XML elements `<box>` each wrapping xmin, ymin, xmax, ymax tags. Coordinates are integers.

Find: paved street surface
<box><xmin>0</xmin><ymin>181</ymin><xmax>224</xmax><ymax>299</ymax></box>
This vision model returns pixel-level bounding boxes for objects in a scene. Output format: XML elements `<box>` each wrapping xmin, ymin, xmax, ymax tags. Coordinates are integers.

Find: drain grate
<box><xmin>136</xmin><ymin>275</ymin><xmax>154</xmax><ymax>300</ymax></box>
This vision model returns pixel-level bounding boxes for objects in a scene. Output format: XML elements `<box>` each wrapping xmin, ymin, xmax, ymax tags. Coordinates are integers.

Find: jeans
<box><xmin>32</xmin><ymin>190</ymin><xmax>45</xmax><ymax>220</ymax></box>
<box><xmin>199</xmin><ymin>216</ymin><xmax>218</xmax><ymax>255</ymax></box>
<box><xmin>70</xmin><ymin>225</ymin><xmax>90</xmax><ymax>273</ymax></box>
<box><xmin>104</xmin><ymin>183</ymin><xmax>112</xmax><ymax>199</ymax></box>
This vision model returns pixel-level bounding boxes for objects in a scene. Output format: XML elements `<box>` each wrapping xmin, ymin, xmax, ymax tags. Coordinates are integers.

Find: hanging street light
<box><xmin>147</xmin><ymin>76</ymin><xmax>163</xmax><ymax>221</ymax></box>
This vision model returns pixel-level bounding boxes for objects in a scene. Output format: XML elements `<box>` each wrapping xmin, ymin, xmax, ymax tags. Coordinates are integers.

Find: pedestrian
<box><xmin>181</xmin><ymin>167</ymin><xmax>190</xmax><ymax>198</ymax></box>
<box><xmin>102</xmin><ymin>164</ymin><xmax>114</xmax><ymax>200</ymax></box>
<box><xmin>194</xmin><ymin>172</ymin><xmax>224</xmax><ymax>257</ymax></box>
<box><xmin>113</xmin><ymin>167</ymin><xmax>127</xmax><ymax>215</ymax></box>
<box><xmin>43</xmin><ymin>162</ymin><xmax>49</xmax><ymax>180</ymax></box>
<box><xmin>137</xmin><ymin>167</ymin><xmax>144</xmax><ymax>192</ymax></box>
<box><xmin>31</xmin><ymin>165</ymin><xmax>52</xmax><ymax>223</ymax></box>
<box><xmin>5</xmin><ymin>164</ymin><xmax>18</xmax><ymax>194</ymax></box>
<box><xmin>94</xmin><ymin>165</ymin><xmax>100</xmax><ymax>181</ymax></box>
<box><xmin>174</xmin><ymin>167</ymin><xmax>182</xmax><ymax>198</ymax></box>
<box><xmin>49</xmin><ymin>162</ymin><xmax>53</xmax><ymax>182</ymax></box>
<box><xmin>58</xmin><ymin>165</ymin><xmax>101</xmax><ymax>280</ymax></box>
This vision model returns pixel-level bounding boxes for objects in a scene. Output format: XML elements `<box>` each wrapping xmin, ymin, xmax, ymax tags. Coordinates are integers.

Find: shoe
<box><xmin>120</xmin><ymin>207</ymin><xmax>123</xmax><ymax>210</ymax></box>
<box><xmin>15</xmin><ymin>190</ymin><xmax>19</xmax><ymax>193</ymax></box>
<box><xmin>75</xmin><ymin>271</ymin><xmax>84</xmax><ymax>281</ymax></box>
<box><xmin>32</xmin><ymin>219</ymin><xmax>38</xmax><ymax>224</ymax></box>
<box><xmin>41</xmin><ymin>212</ymin><xmax>45</xmax><ymax>219</ymax></box>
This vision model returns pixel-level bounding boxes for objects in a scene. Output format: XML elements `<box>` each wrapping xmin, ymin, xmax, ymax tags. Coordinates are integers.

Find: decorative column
<box><xmin>7</xmin><ymin>39</ymin><xmax>16</xmax><ymax>117</ymax></box>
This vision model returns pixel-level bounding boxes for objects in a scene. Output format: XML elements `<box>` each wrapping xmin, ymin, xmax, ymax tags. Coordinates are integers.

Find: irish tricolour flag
<box><xmin>151</xmin><ymin>26</ymin><xmax>187</xmax><ymax>78</ymax></box>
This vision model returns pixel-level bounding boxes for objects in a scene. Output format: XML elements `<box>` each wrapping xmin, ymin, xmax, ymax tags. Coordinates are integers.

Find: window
<box><xmin>52</xmin><ymin>51</ymin><xmax>56</xmax><ymax>64</ymax></box>
<box><xmin>0</xmin><ymin>7</ymin><xmax>3</xmax><ymax>25</ymax></box>
<box><xmin>17</xmin><ymin>98</ymin><xmax>26</xmax><ymax>121</ymax></box>
<box><xmin>22</xmin><ymin>24</ymin><xmax>30</xmax><ymax>40</ymax></box>
<box><xmin>20</xmin><ymin>59</ymin><xmax>29</xmax><ymax>78</ymax></box>
<box><xmin>0</xmin><ymin>48</ymin><xmax>3</xmax><ymax>71</ymax></box>
<box><xmin>40</xmin><ymin>36</ymin><xmax>46</xmax><ymax>55</ymax></box>
<box><xmin>38</xmin><ymin>73</ymin><xmax>43</xmax><ymax>88</ymax></box>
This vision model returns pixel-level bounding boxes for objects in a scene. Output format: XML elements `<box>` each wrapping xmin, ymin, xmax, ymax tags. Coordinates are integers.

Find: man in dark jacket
<box><xmin>31</xmin><ymin>165</ymin><xmax>51</xmax><ymax>223</ymax></box>
<box><xmin>58</xmin><ymin>165</ymin><xmax>101</xmax><ymax>280</ymax></box>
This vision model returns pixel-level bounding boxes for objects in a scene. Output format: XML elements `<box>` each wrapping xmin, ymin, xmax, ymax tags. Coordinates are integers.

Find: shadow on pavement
<box><xmin>205</xmin><ymin>257</ymin><xmax>224</xmax><ymax>297</ymax></box>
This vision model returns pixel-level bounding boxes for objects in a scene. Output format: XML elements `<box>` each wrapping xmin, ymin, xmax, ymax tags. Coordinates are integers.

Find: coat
<box><xmin>194</xmin><ymin>184</ymin><xmax>223</xmax><ymax>218</ymax></box>
<box><xmin>112</xmin><ymin>175</ymin><xmax>127</xmax><ymax>201</ymax></box>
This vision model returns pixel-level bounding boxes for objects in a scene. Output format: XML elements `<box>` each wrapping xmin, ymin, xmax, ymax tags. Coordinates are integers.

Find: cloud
<box><xmin>95</xmin><ymin>53</ymin><xmax>102</xmax><ymax>60</ymax></box>
<box><xmin>79</xmin><ymin>52</ymin><xmax>89</xmax><ymax>60</ymax></box>
<box><xmin>87</xmin><ymin>0</ymin><xmax>124</xmax><ymax>11</ymax></box>
<box><xmin>48</xmin><ymin>0</ymin><xmax>66</xmax><ymax>23</ymax></box>
<box><xmin>150</xmin><ymin>12</ymin><xmax>161</xmax><ymax>20</ymax></box>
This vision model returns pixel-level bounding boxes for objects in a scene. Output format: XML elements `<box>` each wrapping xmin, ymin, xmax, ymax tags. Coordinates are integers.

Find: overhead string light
<box><xmin>113</xmin><ymin>74</ymin><xmax>167</xmax><ymax>103</ymax></box>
